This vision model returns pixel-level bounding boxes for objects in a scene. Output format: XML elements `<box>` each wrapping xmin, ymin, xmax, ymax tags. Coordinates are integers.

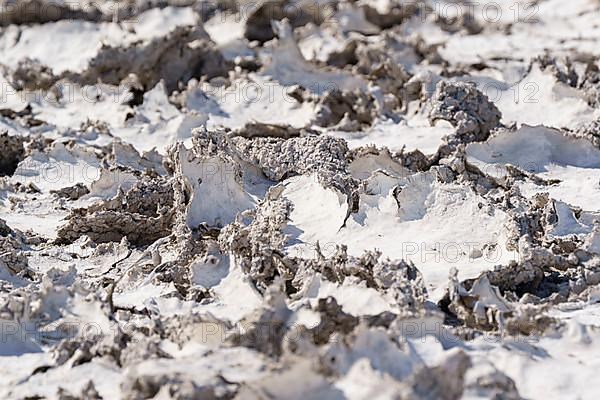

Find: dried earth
<box><xmin>0</xmin><ymin>1</ymin><xmax>600</xmax><ymax>399</ymax></box>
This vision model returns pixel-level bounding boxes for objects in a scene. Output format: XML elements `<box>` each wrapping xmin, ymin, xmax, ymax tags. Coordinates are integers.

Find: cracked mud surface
<box><xmin>1</xmin><ymin>1</ymin><xmax>600</xmax><ymax>399</ymax></box>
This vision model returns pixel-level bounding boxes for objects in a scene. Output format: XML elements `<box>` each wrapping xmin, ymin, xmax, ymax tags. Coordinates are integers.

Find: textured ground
<box><xmin>0</xmin><ymin>0</ymin><xmax>600</xmax><ymax>399</ymax></box>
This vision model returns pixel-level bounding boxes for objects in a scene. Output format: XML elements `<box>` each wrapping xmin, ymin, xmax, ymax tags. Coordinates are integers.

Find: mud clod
<box><xmin>429</xmin><ymin>81</ymin><xmax>502</xmax><ymax>144</ymax></box>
